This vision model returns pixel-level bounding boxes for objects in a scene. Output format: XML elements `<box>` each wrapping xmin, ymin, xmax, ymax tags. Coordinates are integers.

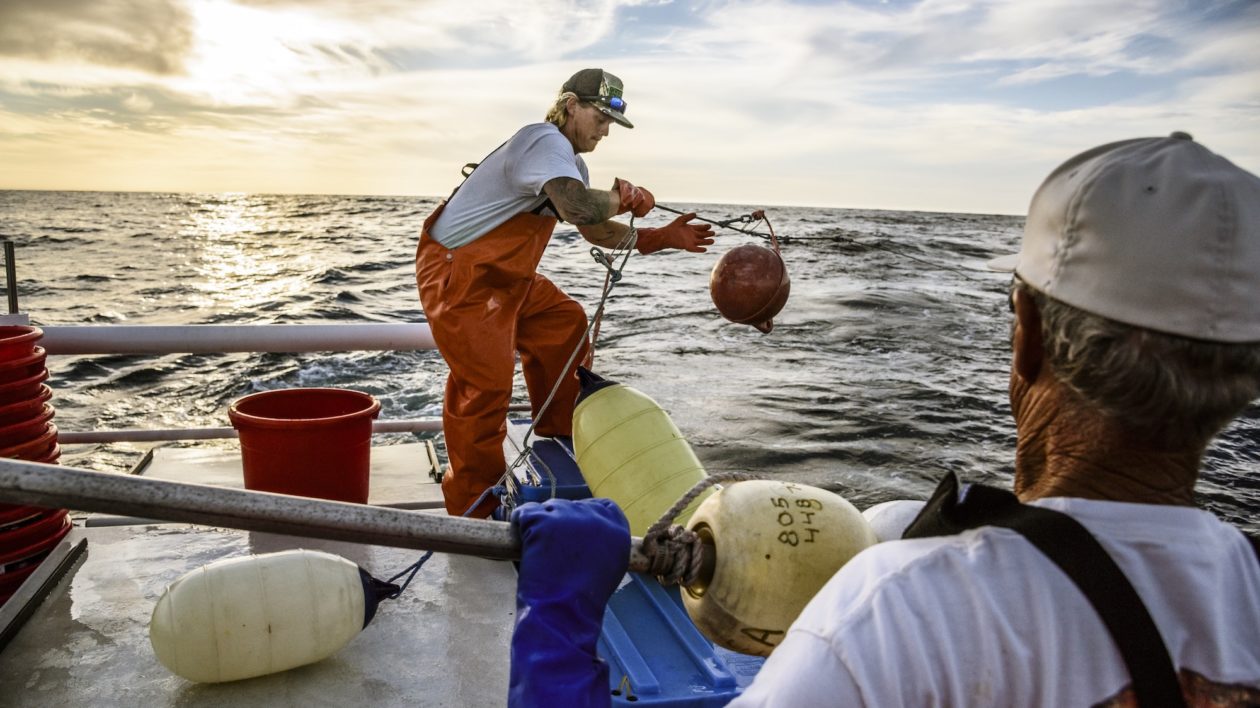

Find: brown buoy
<box><xmin>710</xmin><ymin>242</ymin><xmax>790</xmax><ymax>333</ymax></box>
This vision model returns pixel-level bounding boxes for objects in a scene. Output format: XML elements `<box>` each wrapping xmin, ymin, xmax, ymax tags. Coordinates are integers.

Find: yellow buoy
<box><xmin>150</xmin><ymin>549</ymin><xmax>380</xmax><ymax>683</ymax></box>
<box><xmin>681</xmin><ymin>480</ymin><xmax>878</xmax><ymax>656</ymax></box>
<box><xmin>572</xmin><ymin>368</ymin><xmax>715</xmax><ymax>536</ymax></box>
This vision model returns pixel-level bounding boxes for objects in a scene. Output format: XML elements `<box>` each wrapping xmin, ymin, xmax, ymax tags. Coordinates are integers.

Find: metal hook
<box><xmin>590</xmin><ymin>248</ymin><xmax>623</xmax><ymax>283</ymax></box>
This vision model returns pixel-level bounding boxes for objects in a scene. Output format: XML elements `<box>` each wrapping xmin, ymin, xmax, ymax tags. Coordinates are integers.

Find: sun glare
<box><xmin>183</xmin><ymin>196</ymin><xmax>313</xmax><ymax>312</ymax></box>
<box><xmin>184</xmin><ymin>1</ymin><xmax>324</xmax><ymax>103</ymax></box>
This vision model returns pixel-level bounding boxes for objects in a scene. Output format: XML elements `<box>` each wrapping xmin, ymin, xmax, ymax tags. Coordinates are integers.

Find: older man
<box><xmin>416</xmin><ymin>68</ymin><xmax>713</xmax><ymax>518</ymax></box>
<box><xmin>729</xmin><ymin>132</ymin><xmax>1260</xmax><ymax>706</ymax></box>
<box><xmin>510</xmin><ymin>133</ymin><xmax>1260</xmax><ymax>707</ymax></box>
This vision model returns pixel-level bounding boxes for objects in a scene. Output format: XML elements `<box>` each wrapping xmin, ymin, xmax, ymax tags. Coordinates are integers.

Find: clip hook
<box><xmin>590</xmin><ymin>248</ymin><xmax>623</xmax><ymax>283</ymax></box>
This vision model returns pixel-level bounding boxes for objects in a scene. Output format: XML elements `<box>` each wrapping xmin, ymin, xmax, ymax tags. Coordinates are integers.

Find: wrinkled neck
<box><xmin>1011</xmin><ymin>375</ymin><xmax>1200</xmax><ymax>506</ymax></box>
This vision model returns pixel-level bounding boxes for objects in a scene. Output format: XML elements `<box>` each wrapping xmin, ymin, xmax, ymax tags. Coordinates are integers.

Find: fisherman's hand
<box><xmin>508</xmin><ymin>498</ymin><xmax>630</xmax><ymax>708</ymax></box>
<box><xmin>613</xmin><ymin>178</ymin><xmax>656</xmax><ymax>218</ymax></box>
<box><xmin>635</xmin><ymin>213</ymin><xmax>716</xmax><ymax>254</ymax></box>
<box><xmin>513</xmin><ymin>497</ymin><xmax>630</xmax><ymax>608</ymax></box>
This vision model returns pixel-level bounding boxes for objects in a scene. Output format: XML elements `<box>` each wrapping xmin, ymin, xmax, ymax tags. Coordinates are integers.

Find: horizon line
<box><xmin>0</xmin><ymin>187</ymin><xmax>1026</xmax><ymax>219</ymax></box>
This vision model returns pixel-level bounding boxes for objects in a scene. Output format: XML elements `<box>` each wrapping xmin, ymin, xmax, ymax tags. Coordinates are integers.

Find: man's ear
<box><xmin>1012</xmin><ymin>288</ymin><xmax>1044</xmax><ymax>383</ymax></box>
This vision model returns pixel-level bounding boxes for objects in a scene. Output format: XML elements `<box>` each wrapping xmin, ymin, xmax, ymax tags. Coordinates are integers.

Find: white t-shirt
<box><xmin>428</xmin><ymin>123</ymin><xmax>590</xmax><ymax>248</ymax></box>
<box><xmin>730</xmin><ymin>497</ymin><xmax>1260</xmax><ymax>707</ymax></box>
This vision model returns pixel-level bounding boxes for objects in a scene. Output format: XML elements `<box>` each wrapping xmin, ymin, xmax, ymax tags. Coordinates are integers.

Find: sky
<box><xmin>0</xmin><ymin>0</ymin><xmax>1257</xmax><ymax>214</ymax></box>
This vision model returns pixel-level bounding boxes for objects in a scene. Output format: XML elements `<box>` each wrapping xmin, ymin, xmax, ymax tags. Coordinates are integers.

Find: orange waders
<box><xmin>416</xmin><ymin>204</ymin><xmax>590</xmax><ymax>518</ymax></box>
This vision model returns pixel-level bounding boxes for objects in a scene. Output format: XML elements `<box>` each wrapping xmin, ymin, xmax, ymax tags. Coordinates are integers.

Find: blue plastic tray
<box><xmin>601</xmin><ymin>575</ymin><xmax>764</xmax><ymax>706</ymax></box>
<box><xmin>515</xmin><ymin>435</ymin><xmax>592</xmax><ymax>502</ymax></box>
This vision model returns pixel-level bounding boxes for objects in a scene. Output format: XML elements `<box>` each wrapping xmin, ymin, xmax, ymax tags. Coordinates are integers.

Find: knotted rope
<box><xmin>638</xmin><ymin>472</ymin><xmax>759</xmax><ymax>586</ymax></box>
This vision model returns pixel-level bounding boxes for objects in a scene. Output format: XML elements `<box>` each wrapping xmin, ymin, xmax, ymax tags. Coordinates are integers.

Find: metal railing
<box><xmin>37</xmin><ymin>322</ymin><xmax>525</xmax><ymax>443</ymax></box>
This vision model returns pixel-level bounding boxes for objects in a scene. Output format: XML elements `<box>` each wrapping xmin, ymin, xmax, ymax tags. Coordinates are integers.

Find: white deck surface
<box><xmin>0</xmin><ymin>440</ymin><xmax>518</xmax><ymax>706</ymax></box>
<box><xmin>141</xmin><ymin>441</ymin><xmax>445</xmax><ymax>508</ymax></box>
<box><xmin>0</xmin><ymin>525</ymin><xmax>516</xmax><ymax>706</ymax></box>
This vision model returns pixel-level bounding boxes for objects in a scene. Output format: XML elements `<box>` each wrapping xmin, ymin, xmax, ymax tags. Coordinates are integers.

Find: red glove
<box><xmin>613</xmin><ymin>178</ymin><xmax>655</xmax><ymax>218</ymax></box>
<box><xmin>635</xmin><ymin>213</ymin><xmax>715</xmax><ymax>254</ymax></box>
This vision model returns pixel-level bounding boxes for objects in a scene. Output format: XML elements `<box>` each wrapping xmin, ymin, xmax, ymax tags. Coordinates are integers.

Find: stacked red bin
<box><xmin>0</xmin><ymin>325</ymin><xmax>69</xmax><ymax>605</ymax></box>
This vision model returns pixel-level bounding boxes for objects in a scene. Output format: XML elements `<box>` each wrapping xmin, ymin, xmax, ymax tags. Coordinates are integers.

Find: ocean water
<box><xmin>1</xmin><ymin>190</ymin><xmax>1256</xmax><ymax>532</ymax></box>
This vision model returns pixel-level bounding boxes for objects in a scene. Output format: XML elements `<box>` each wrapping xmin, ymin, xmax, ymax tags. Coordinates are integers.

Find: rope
<box><xmin>385</xmin><ymin>482</ymin><xmax>504</xmax><ymax>599</ymax></box>
<box><xmin>658</xmin><ymin>204</ymin><xmax>988</xmax><ymax>282</ymax></box>
<box><xmin>638</xmin><ymin>472</ymin><xmax>760</xmax><ymax>586</ymax></box>
<box><xmin>384</xmin><ymin>263</ymin><xmax>627</xmax><ymax>594</ymax></box>
<box><xmin>587</xmin><ymin>218</ymin><xmax>640</xmax><ymax>366</ymax></box>
<box><xmin>384</xmin><ymin>210</ymin><xmax>656</xmax><ymax>599</ymax></box>
<box><xmin>655</xmin><ymin>204</ymin><xmax>776</xmax><ymax>240</ymax></box>
<box><xmin>502</xmin><ymin>217</ymin><xmax>640</xmax><ymax>490</ymax></box>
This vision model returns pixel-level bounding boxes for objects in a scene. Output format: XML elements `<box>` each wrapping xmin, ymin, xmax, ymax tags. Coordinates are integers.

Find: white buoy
<box><xmin>861</xmin><ymin>499</ymin><xmax>927</xmax><ymax>543</ymax></box>
<box><xmin>150</xmin><ymin>549</ymin><xmax>377</xmax><ymax>683</ymax></box>
<box><xmin>681</xmin><ymin>480</ymin><xmax>878</xmax><ymax>656</ymax></box>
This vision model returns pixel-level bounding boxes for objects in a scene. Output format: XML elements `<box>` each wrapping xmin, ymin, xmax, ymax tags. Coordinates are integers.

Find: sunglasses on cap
<box><xmin>579</xmin><ymin>94</ymin><xmax>628</xmax><ymax>115</ymax></box>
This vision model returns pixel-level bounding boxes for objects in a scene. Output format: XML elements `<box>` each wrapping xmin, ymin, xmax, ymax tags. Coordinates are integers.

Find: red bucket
<box><xmin>0</xmin><ymin>515</ymin><xmax>71</xmax><ymax>603</ymax></box>
<box><xmin>0</xmin><ymin>505</ymin><xmax>44</xmax><ymax>530</ymax></box>
<box><xmin>229</xmin><ymin>388</ymin><xmax>380</xmax><ymax>503</ymax></box>
<box><xmin>0</xmin><ymin>562</ymin><xmax>40</xmax><ymax>603</ymax></box>
<box><xmin>34</xmin><ymin>443</ymin><xmax>60</xmax><ymax>464</ymax></box>
<box><xmin>0</xmin><ymin>347</ymin><xmax>46</xmax><ymax>385</ymax></box>
<box><xmin>0</xmin><ymin>508</ymin><xmax>68</xmax><ymax>553</ymax></box>
<box><xmin>0</xmin><ymin>369</ymin><xmax>49</xmax><ymax>407</ymax></box>
<box><xmin>0</xmin><ymin>326</ymin><xmax>42</xmax><ymax>362</ymax></box>
<box><xmin>0</xmin><ymin>404</ymin><xmax>54</xmax><ymax>448</ymax></box>
<box><xmin>0</xmin><ymin>423</ymin><xmax>57</xmax><ymax>461</ymax></box>
<box><xmin>0</xmin><ymin>385</ymin><xmax>53</xmax><ymax>426</ymax></box>
<box><xmin>0</xmin><ymin>514</ymin><xmax>70</xmax><ymax>572</ymax></box>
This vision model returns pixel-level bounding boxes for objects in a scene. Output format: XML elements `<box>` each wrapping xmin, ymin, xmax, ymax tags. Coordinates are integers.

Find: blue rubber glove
<box><xmin>508</xmin><ymin>498</ymin><xmax>631</xmax><ymax>708</ymax></box>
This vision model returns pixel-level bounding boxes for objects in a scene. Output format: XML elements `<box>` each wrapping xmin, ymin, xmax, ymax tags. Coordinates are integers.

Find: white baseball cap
<box><xmin>990</xmin><ymin>132</ymin><xmax>1260</xmax><ymax>343</ymax></box>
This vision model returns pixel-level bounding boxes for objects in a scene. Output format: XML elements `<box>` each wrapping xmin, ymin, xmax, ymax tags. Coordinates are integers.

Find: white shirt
<box><xmin>429</xmin><ymin>123</ymin><xmax>590</xmax><ymax>248</ymax></box>
<box><xmin>730</xmin><ymin>498</ymin><xmax>1260</xmax><ymax>707</ymax></box>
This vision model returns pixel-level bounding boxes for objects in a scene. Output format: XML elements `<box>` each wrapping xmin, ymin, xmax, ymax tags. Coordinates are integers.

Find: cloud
<box><xmin>0</xmin><ymin>0</ymin><xmax>1256</xmax><ymax>213</ymax></box>
<box><xmin>0</xmin><ymin>0</ymin><xmax>195</xmax><ymax>75</ymax></box>
<box><xmin>217</xmin><ymin>0</ymin><xmax>628</xmax><ymax>66</ymax></box>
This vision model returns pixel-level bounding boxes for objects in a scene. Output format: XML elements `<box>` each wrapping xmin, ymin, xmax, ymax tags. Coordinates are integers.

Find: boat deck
<box><xmin>0</xmin><ymin>442</ymin><xmax>516</xmax><ymax>706</ymax></box>
<box><xmin>138</xmin><ymin>441</ymin><xmax>445</xmax><ymax>509</ymax></box>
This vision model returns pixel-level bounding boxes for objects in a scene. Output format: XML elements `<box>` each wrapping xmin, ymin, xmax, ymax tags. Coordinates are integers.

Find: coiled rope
<box><xmin>638</xmin><ymin>472</ymin><xmax>759</xmax><ymax>586</ymax></box>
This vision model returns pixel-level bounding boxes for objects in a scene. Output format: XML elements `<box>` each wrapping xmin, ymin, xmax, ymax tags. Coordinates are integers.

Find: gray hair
<box><xmin>545</xmin><ymin>91</ymin><xmax>579</xmax><ymax>128</ymax></box>
<box><xmin>1016</xmin><ymin>281</ymin><xmax>1260</xmax><ymax>448</ymax></box>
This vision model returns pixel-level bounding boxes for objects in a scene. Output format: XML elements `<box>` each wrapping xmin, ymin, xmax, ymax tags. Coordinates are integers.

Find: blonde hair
<box><xmin>545</xmin><ymin>91</ymin><xmax>579</xmax><ymax>128</ymax></box>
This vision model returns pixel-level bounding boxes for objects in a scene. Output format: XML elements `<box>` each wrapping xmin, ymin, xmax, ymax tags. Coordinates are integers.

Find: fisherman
<box><xmin>509</xmin><ymin>133</ymin><xmax>1260</xmax><ymax>706</ymax></box>
<box><xmin>735</xmin><ymin>132</ymin><xmax>1260</xmax><ymax>705</ymax></box>
<box><xmin>416</xmin><ymin>68</ymin><xmax>714</xmax><ymax>518</ymax></box>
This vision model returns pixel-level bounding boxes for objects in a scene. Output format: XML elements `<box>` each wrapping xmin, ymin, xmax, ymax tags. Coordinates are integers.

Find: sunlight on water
<box><xmin>182</xmin><ymin>195</ymin><xmax>316</xmax><ymax>311</ymax></box>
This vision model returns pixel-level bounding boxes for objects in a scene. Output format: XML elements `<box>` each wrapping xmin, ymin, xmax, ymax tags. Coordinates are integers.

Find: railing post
<box><xmin>3</xmin><ymin>240</ymin><xmax>17</xmax><ymax>315</ymax></box>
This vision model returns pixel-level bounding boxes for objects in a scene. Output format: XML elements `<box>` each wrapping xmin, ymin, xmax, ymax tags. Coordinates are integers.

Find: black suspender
<box><xmin>903</xmin><ymin>473</ymin><xmax>1192</xmax><ymax>708</ymax></box>
<box><xmin>445</xmin><ymin>141</ymin><xmax>560</xmax><ymax>220</ymax></box>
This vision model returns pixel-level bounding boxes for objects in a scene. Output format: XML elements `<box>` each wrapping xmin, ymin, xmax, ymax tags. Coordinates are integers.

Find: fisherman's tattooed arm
<box><xmin>543</xmin><ymin>177</ymin><xmax>620</xmax><ymax>226</ymax></box>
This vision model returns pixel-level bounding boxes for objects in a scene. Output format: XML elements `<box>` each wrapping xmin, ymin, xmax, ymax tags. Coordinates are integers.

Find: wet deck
<box><xmin>0</xmin><ymin>524</ymin><xmax>515</xmax><ymax>706</ymax></box>
<box><xmin>0</xmin><ymin>441</ymin><xmax>516</xmax><ymax>706</ymax></box>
